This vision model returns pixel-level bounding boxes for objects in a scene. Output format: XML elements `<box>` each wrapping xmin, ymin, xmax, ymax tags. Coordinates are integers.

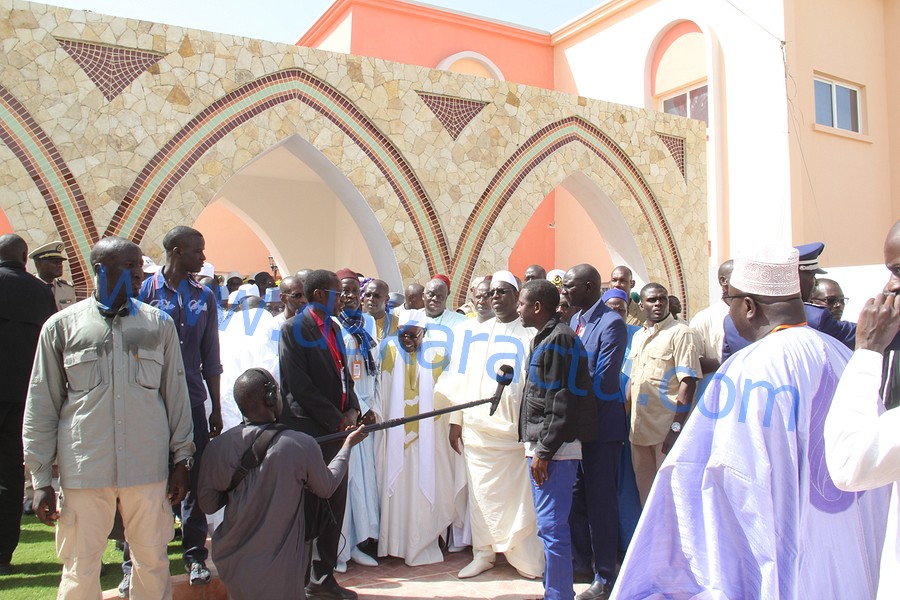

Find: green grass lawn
<box><xmin>0</xmin><ymin>515</ymin><xmax>186</xmax><ymax>600</ymax></box>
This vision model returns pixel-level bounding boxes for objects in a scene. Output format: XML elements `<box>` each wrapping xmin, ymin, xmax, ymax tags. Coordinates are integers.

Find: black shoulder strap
<box><xmin>227</xmin><ymin>423</ymin><xmax>289</xmax><ymax>492</ymax></box>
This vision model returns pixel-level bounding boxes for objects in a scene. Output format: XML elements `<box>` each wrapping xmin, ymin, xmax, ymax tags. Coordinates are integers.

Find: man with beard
<box><xmin>437</xmin><ymin>271</ymin><xmax>544</xmax><ymax>580</ymax></box>
<box><xmin>334</xmin><ymin>269</ymin><xmax>380</xmax><ymax>571</ymax></box>
<box><xmin>138</xmin><ymin>226</ymin><xmax>222</xmax><ymax>587</ymax></box>
<box><xmin>24</xmin><ymin>237</ymin><xmax>194</xmax><ymax>599</ymax></box>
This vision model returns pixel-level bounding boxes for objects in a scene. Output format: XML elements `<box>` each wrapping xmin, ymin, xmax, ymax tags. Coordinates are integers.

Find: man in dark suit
<box><xmin>279</xmin><ymin>269</ymin><xmax>361</xmax><ymax>600</ymax></box>
<box><xmin>561</xmin><ymin>264</ymin><xmax>627</xmax><ymax>600</ymax></box>
<box><xmin>0</xmin><ymin>234</ymin><xmax>56</xmax><ymax>575</ymax></box>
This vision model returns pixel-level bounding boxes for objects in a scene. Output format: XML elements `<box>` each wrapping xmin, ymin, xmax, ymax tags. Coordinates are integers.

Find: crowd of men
<box><xmin>1</xmin><ymin>222</ymin><xmax>899</xmax><ymax>600</ymax></box>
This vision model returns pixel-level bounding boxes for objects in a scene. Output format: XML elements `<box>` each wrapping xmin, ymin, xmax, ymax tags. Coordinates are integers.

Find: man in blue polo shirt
<box><xmin>133</xmin><ymin>226</ymin><xmax>222</xmax><ymax>589</ymax></box>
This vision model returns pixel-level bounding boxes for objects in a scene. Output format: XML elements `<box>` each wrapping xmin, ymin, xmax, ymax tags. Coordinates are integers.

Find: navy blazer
<box><xmin>570</xmin><ymin>300</ymin><xmax>628</xmax><ymax>443</ymax></box>
<box><xmin>278</xmin><ymin>310</ymin><xmax>360</xmax><ymax>447</ymax></box>
<box><xmin>721</xmin><ymin>303</ymin><xmax>857</xmax><ymax>362</ymax></box>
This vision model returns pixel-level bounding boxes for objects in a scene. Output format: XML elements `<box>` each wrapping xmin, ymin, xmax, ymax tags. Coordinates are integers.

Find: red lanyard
<box><xmin>310</xmin><ymin>311</ymin><xmax>347</xmax><ymax>410</ymax></box>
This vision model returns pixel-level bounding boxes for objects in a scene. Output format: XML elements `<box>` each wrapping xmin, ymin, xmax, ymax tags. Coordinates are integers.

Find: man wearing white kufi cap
<box><xmin>613</xmin><ymin>245</ymin><xmax>889</xmax><ymax>599</ymax></box>
<box><xmin>435</xmin><ymin>270</ymin><xmax>544</xmax><ymax>580</ymax></box>
<box><xmin>373</xmin><ymin>308</ymin><xmax>456</xmax><ymax>566</ymax></box>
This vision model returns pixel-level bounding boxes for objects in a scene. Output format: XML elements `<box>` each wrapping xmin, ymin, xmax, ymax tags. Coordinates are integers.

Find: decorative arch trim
<box><xmin>451</xmin><ymin>116</ymin><xmax>687</xmax><ymax>310</ymax></box>
<box><xmin>0</xmin><ymin>85</ymin><xmax>97</xmax><ymax>291</ymax></box>
<box><xmin>106</xmin><ymin>68</ymin><xmax>450</xmax><ymax>274</ymax></box>
<box><xmin>436</xmin><ymin>51</ymin><xmax>505</xmax><ymax>81</ymax></box>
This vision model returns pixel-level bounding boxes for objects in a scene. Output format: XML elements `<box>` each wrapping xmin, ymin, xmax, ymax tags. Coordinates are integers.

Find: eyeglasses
<box><xmin>489</xmin><ymin>288</ymin><xmax>512</xmax><ymax>297</ymax></box>
<box><xmin>281</xmin><ymin>292</ymin><xmax>304</xmax><ymax>299</ymax></box>
<box><xmin>474</xmin><ymin>293</ymin><xmax>490</xmax><ymax>301</ymax></box>
<box><xmin>722</xmin><ymin>293</ymin><xmax>751</xmax><ymax>305</ymax></box>
<box><xmin>398</xmin><ymin>330</ymin><xmax>424</xmax><ymax>340</ymax></box>
<box><xmin>811</xmin><ymin>296</ymin><xmax>848</xmax><ymax>307</ymax></box>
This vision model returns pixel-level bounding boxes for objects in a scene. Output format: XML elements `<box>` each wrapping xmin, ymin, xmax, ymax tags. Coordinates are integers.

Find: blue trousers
<box><xmin>530</xmin><ymin>458</ymin><xmax>578</xmax><ymax>600</ymax></box>
<box><xmin>180</xmin><ymin>405</ymin><xmax>210</xmax><ymax>564</ymax></box>
<box><xmin>569</xmin><ymin>441</ymin><xmax>621</xmax><ymax>583</ymax></box>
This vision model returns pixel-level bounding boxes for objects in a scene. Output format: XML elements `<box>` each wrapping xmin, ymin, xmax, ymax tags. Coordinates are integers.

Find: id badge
<box><xmin>351</xmin><ymin>360</ymin><xmax>362</xmax><ymax>381</ymax></box>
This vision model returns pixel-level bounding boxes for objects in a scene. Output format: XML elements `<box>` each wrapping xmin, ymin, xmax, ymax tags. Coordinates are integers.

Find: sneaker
<box><xmin>118</xmin><ymin>573</ymin><xmax>130</xmax><ymax>598</ymax></box>
<box><xmin>186</xmin><ymin>561</ymin><xmax>211</xmax><ymax>586</ymax></box>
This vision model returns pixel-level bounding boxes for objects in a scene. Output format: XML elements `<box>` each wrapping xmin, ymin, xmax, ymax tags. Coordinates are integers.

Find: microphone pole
<box><xmin>315</xmin><ymin>364</ymin><xmax>514</xmax><ymax>445</ymax></box>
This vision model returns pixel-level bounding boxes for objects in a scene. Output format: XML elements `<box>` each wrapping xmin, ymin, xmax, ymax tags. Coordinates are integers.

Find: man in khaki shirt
<box><xmin>626</xmin><ymin>283</ymin><xmax>700</xmax><ymax>505</ymax></box>
<box><xmin>24</xmin><ymin>237</ymin><xmax>194</xmax><ymax>600</ymax></box>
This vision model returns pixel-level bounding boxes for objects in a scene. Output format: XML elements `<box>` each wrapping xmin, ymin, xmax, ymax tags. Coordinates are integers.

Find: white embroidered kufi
<box><xmin>491</xmin><ymin>270</ymin><xmax>519</xmax><ymax>291</ymax></box>
<box><xmin>731</xmin><ymin>244</ymin><xmax>800</xmax><ymax>296</ymax></box>
<box><xmin>399</xmin><ymin>308</ymin><xmax>426</xmax><ymax>328</ymax></box>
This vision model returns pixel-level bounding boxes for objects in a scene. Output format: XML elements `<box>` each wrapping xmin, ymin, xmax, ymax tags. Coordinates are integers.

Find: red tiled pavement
<box><xmin>104</xmin><ymin>547</ymin><xmax>594</xmax><ymax>599</ymax></box>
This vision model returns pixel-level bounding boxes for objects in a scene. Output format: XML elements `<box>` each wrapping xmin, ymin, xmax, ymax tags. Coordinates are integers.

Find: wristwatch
<box><xmin>179</xmin><ymin>457</ymin><xmax>195</xmax><ymax>471</ymax></box>
<box><xmin>670</xmin><ymin>421</ymin><xmax>682</xmax><ymax>434</ymax></box>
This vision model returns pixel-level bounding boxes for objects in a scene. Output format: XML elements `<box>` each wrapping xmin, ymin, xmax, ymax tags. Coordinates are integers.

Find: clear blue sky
<box><xmin>46</xmin><ymin>0</ymin><xmax>603</xmax><ymax>45</ymax></box>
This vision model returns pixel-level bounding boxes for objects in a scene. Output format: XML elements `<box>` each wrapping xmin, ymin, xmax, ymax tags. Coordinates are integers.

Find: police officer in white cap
<box><xmin>28</xmin><ymin>241</ymin><xmax>75</xmax><ymax>311</ymax></box>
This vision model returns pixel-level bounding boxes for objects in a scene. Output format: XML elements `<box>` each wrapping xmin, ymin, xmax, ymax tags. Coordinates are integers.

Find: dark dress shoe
<box><xmin>575</xmin><ymin>580</ymin><xmax>612</xmax><ymax>600</ymax></box>
<box><xmin>573</xmin><ymin>570</ymin><xmax>595</xmax><ymax>584</ymax></box>
<box><xmin>305</xmin><ymin>577</ymin><xmax>358</xmax><ymax>599</ymax></box>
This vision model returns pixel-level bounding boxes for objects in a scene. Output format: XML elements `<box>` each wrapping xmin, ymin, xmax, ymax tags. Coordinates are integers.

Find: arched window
<box><xmin>652</xmin><ymin>22</ymin><xmax>707</xmax><ymax>125</ymax></box>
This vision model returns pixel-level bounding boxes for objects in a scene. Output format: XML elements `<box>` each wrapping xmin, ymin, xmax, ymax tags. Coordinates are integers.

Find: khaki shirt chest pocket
<box><xmin>643</xmin><ymin>346</ymin><xmax>675</xmax><ymax>386</ymax></box>
<box><xmin>63</xmin><ymin>348</ymin><xmax>103</xmax><ymax>393</ymax></box>
<box><xmin>132</xmin><ymin>349</ymin><xmax>164</xmax><ymax>390</ymax></box>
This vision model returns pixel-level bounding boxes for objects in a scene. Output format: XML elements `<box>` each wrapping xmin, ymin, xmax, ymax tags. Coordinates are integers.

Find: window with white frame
<box><xmin>814</xmin><ymin>77</ymin><xmax>861</xmax><ymax>133</ymax></box>
<box><xmin>660</xmin><ymin>83</ymin><xmax>708</xmax><ymax>126</ymax></box>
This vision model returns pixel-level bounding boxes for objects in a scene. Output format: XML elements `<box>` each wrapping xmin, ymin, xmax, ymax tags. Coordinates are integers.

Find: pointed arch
<box><xmin>452</xmin><ymin>116</ymin><xmax>687</xmax><ymax>311</ymax></box>
<box><xmin>0</xmin><ymin>85</ymin><xmax>98</xmax><ymax>291</ymax></box>
<box><xmin>106</xmin><ymin>68</ymin><xmax>450</xmax><ymax>275</ymax></box>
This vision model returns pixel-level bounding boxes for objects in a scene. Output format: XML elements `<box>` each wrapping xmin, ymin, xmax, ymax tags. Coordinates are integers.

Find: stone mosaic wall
<box><xmin>0</xmin><ymin>0</ymin><xmax>707</xmax><ymax>311</ymax></box>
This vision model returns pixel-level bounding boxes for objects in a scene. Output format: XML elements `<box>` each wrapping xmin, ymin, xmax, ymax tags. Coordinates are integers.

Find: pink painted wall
<box><xmin>0</xmin><ymin>208</ymin><xmax>12</xmax><ymax>236</ymax></box>
<box><xmin>508</xmin><ymin>191</ymin><xmax>556</xmax><ymax>278</ymax></box>
<box><xmin>300</xmin><ymin>0</ymin><xmax>554</xmax><ymax>89</ymax></box>
<box><xmin>193</xmin><ymin>202</ymin><xmax>272</xmax><ymax>277</ymax></box>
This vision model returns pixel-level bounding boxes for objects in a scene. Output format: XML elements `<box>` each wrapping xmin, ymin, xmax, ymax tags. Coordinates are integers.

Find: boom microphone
<box><xmin>489</xmin><ymin>364</ymin><xmax>515</xmax><ymax>416</ymax></box>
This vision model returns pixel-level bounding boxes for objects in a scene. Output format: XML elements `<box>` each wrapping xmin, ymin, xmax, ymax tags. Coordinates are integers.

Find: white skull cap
<box><xmin>730</xmin><ymin>244</ymin><xmax>800</xmax><ymax>296</ymax></box>
<box><xmin>491</xmin><ymin>270</ymin><xmax>518</xmax><ymax>291</ymax></box>
<box><xmin>399</xmin><ymin>308</ymin><xmax>426</xmax><ymax>329</ymax></box>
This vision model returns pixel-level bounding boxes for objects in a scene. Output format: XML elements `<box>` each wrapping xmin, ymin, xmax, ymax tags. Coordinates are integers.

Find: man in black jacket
<box><xmin>0</xmin><ymin>234</ymin><xmax>56</xmax><ymax>575</ymax></box>
<box><xmin>279</xmin><ymin>269</ymin><xmax>361</xmax><ymax>600</ymax></box>
<box><xmin>518</xmin><ymin>278</ymin><xmax>596</xmax><ymax>600</ymax></box>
